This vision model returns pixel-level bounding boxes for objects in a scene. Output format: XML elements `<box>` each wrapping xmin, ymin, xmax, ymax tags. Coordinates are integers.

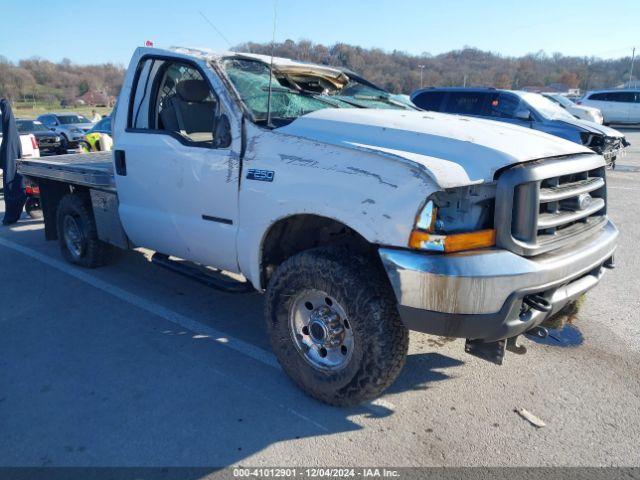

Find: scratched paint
<box><xmin>278</xmin><ymin>108</ymin><xmax>590</xmax><ymax>188</ymax></box>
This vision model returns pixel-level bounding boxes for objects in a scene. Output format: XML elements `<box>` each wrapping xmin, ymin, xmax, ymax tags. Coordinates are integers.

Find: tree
<box><xmin>559</xmin><ymin>71</ymin><xmax>580</xmax><ymax>89</ymax></box>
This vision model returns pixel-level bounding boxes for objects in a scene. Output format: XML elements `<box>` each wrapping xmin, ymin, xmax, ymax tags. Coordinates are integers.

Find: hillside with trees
<box><xmin>0</xmin><ymin>41</ymin><xmax>635</xmax><ymax>106</ymax></box>
<box><xmin>0</xmin><ymin>55</ymin><xmax>124</xmax><ymax>108</ymax></box>
<box><xmin>236</xmin><ymin>40</ymin><xmax>636</xmax><ymax>94</ymax></box>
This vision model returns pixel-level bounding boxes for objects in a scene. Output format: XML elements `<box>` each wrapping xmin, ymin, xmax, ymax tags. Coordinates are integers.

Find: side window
<box><xmin>445</xmin><ymin>92</ymin><xmax>487</xmax><ymax>116</ymax></box>
<box><xmin>154</xmin><ymin>62</ymin><xmax>218</xmax><ymax>144</ymax></box>
<box><xmin>588</xmin><ymin>93</ymin><xmax>607</xmax><ymax>101</ymax></box>
<box><xmin>413</xmin><ymin>91</ymin><xmax>445</xmax><ymax>111</ymax></box>
<box><xmin>621</xmin><ymin>92</ymin><xmax>635</xmax><ymax>103</ymax></box>
<box><xmin>488</xmin><ymin>93</ymin><xmax>520</xmax><ymax>118</ymax></box>
<box><xmin>607</xmin><ymin>92</ymin><xmax>635</xmax><ymax>103</ymax></box>
<box><xmin>130</xmin><ymin>58</ymin><xmax>164</xmax><ymax>129</ymax></box>
<box><xmin>129</xmin><ymin>57</ymin><xmax>223</xmax><ymax>146</ymax></box>
<box><xmin>40</xmin><ymin>115</ymin><xmax>54</xmax><ymax>127</ymax></box>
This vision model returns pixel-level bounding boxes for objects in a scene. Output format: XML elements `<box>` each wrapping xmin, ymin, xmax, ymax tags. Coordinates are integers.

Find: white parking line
<box><xmin>0</xmin><ymin>236</ymin><xmax>280</xmax><ymax>370</ymax></box>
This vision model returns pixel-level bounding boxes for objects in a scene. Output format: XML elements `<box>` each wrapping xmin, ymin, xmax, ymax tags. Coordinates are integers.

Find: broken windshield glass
<box><xmin>221</xmin><ymin>57</ymin><xmax>413</xmax><ymax>126</ymax></box>
<box><xmin>222</xmin><ymin>58</ymin><xmax>342</xmax><ymax>124</ymax></box>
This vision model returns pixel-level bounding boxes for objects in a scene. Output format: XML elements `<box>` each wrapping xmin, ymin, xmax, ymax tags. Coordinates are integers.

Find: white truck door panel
<box><xmin>115</xmin><ymin>134</ymin><xmax>239</xmax><ymax>271</ymax></box>
<box><xmin>113</xmin><ymin>52</ymin><xmax>240</xmax><ymax>272</ymax></box>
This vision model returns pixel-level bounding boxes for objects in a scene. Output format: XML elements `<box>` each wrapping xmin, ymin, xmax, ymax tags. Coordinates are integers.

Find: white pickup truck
<box><xmin>18</xmin><ymin>47</ymin><xmax>618</xmax><ymax>405</ymax></box>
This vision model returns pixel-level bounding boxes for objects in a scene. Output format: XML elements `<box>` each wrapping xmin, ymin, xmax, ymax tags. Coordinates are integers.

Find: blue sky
<box><xmin>1</xmin><ymin>0</ymin><xmax>637</xmax><ymax>65</ymax></box>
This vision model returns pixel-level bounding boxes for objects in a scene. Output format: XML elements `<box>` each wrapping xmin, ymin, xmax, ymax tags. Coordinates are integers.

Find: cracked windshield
<box><xmin>222</xmin><ymin>57</ymin><xmax>414</xmax><ymax>125</ymax></box>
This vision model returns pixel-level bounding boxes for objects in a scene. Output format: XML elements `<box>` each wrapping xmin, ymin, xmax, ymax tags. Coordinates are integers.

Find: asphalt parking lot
<box><xmin>1</xmin><ymin>129</ymin><xmax>639</xmax><ymax>468</ymax></box>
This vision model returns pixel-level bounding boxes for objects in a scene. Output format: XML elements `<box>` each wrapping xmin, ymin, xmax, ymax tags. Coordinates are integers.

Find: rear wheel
<box><xmin>56</xmin><ymin>193</ymin><xmax>113</xmax><ymax>268</ymax></box>
<box><xmin>265</xmin><ymin>246</ymin><xmax>409</xmax><ymax>406</ymax></box>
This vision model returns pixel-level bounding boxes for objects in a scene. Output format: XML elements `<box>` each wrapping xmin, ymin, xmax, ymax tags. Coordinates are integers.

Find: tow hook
<box><xmin>604</xmin><ymin>256</ymin><xmax>615</xmax><ymax>269</ymax></box>
<box><xmin>523</xmin><ymin>294</ymin><xmax>552</xmax><ymax>313</ymax></box>
<box><xmin>506</xmin><ymin>336</ymin><xmax>527</xmax><ymax>355</ymax></box>
<box><xmin>526</xmin><ymin>326</ymin><xmax>548</xmax><ymax>339</ymax></box>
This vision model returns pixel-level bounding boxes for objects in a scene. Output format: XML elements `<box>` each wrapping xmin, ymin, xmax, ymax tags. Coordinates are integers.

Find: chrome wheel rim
<box><xmin>63</xmin><ymin>215</ymin><xmax>83</xmax><ymax>259</ymax></box>
<box><xmin>289</xmin><ymin>289</ymin><xmax>354</xmax><ymax>371</ymax></box>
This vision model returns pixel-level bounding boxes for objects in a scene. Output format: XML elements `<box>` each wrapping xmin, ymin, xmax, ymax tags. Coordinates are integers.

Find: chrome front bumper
<box><xmin>379</xmin><ymin>220</ymin><xmax>618</xmax><ymax>341</ymax></box>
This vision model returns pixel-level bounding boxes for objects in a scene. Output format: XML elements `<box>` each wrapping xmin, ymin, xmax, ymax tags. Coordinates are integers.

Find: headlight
<box><xmin>409</xmin><ymin>185</ymin><xmax>496</xmax><ymax>253</ymax></box>
<box><xmin>580</xmin><ymin>132</ymin><xmax>604</xmax><ymax>150</ymax></box>
<box><xmin>54</xmin><ymin>136</ymin><xmax>61</xmax><ymax>142</ymax></box>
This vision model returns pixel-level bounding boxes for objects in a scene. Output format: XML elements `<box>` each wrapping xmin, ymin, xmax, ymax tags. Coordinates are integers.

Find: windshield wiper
<box><xmin>352</xmin><ymin>94</ymin><xmax>411</xmax><ymax>109</ymax></box>
<box><xmin>327</xmin><ymin>95</ymin><xmax>369</xmax><ymax>109</ymax></box>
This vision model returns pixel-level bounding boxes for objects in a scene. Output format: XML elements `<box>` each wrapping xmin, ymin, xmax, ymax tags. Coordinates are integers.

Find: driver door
<box><xmin>113</xmin><ymin>53</ymin><xmax>241</xmax><ymax>272</ymax></box>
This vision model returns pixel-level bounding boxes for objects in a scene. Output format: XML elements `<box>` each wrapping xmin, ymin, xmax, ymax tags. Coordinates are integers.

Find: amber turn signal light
<box><xmin>409</xmin><ymin>229</ymin><xmax>496</xmax><ymax>253</ymax></box>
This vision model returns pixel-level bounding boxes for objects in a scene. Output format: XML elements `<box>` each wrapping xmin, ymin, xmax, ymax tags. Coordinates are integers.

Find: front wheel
<box><xmin>265</xmin><ymin>246</ymin><xmax>409</xmax><ymax>406</ymax></box>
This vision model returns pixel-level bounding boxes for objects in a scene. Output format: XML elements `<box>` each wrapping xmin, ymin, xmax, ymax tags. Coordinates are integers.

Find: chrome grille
<box><xmin>535</xmin><ymin>168</ymin><xmax>606</xmax><ymax>246</ymax></box>
<box><xmin>495</xmin><ymin>154</ymin><xmax>608</xmax><ymax>256</ymax></box>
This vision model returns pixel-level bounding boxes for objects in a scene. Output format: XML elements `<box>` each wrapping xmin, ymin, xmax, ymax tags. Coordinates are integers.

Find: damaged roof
<box><xmin>167</xmin><ymin>46</ymin><xmax>347</xmax><ymax>80</ymax></box>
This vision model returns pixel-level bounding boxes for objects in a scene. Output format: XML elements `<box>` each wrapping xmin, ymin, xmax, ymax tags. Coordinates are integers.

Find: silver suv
<box><xmin>579</xmin><ymin>90</ymin><xmax>640</xmax><ymax>125</ymax></box>
<box><xmin>36</xmin><ymin>113</ymin><xmax>94</xmax><ymax>152</ymax></box>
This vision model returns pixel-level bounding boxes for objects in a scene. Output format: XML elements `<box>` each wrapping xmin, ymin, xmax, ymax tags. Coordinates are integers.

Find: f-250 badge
<box><xmin>246</xmin><ymin>169</ymin><xmax>275</xmax><ymax>182</ymax></box>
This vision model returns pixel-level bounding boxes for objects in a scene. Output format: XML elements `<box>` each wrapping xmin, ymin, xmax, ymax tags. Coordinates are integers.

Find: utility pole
<box><xmin>630</xmin><ymin>47</ymin><xmax>636</xmax><ymax>87</ymax></box>
<box><xmin>418</xmin><ymin>65</ymin><xmax>425</xmax><ymax>88</ymax></box>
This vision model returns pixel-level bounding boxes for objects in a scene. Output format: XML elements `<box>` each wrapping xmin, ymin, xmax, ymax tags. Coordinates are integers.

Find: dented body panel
<box><xmin>277</xmin><ymin>108</ymin><xmax>591</xmax><ymax>188</ymax></box>
<box><xmin>236</xmin><ymin>121</ymin><xmax>437</xmax><ymax>288</ymax></box>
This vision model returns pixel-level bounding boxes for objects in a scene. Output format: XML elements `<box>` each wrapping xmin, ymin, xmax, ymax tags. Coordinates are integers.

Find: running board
<box><xmin>151</xmin><ymin>253</ymin><xmax>253</xmax><ymax>293</ymax></box>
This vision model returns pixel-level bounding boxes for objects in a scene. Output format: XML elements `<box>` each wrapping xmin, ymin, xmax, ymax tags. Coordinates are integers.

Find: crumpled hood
<box><xmin>277</xmin><ymin>109</ymin><xmax>591</xmax><ymax>188</ymax></box>
<box><xmin>554</xmin><ymin>117</ymin><xmax>624</xmax><ymax>137</ymax></box>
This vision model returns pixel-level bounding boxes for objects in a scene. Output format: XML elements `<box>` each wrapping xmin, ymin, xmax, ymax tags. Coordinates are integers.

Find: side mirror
<box><xmin>213</xmin><ymin>114</ymin><xmax>232</xmax><ymax>149</ymax></box>
<box><xmin>514</xmin><ymin>109</ymin><xmax>532</xmax><ymax>121</ymax></box>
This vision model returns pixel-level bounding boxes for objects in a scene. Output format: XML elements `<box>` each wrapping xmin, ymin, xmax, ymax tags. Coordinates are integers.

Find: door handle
<box><xmin>114</xmin><ymin>150</ymin><xmax>127</xmax><ymax>176</ymax></box>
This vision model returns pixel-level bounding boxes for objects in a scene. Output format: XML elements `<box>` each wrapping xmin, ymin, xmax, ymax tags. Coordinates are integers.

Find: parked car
<box><xmin>0</xmin><ymin>115</ymin><xmax>40</xmax><ymax>158</ymax></box>
<box><xmin>19</xmin><ymin>46</ymin><xmax>618</xmax><ymax>405</ymax></box>
<box><xmin>36</xmin><ymin>112</ymin><xmax>94</xmax><ymax>152</ymax></box>
<box><xmin>411</xmin><ymin>88</ymin><xmax>629</xmax><ymax>167</ymax></box>
<box><xmin>579</xmin><ymin>89</ymin><xmax>640</xmax><ymax>125</ymax></box>
<box><xmin>16</xmin><ymin>119</ymin><xmax>63</xmax><ymax>155</ymax></box>
<box><xmin>81</xmin><ymin>116</ymin><xmax>113</xmax><ymax>152</ymax></box>
<box><xmin>542</xmin><ymin>93</ymin><xmax>603</xmax><ymax>124</ymax></box>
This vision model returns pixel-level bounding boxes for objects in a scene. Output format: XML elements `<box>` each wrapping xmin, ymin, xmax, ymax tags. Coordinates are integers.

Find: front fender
<box><xmin>236</xmin><ymin>124</ymin><xmax>438</xmax><ymax>289</ymax></box>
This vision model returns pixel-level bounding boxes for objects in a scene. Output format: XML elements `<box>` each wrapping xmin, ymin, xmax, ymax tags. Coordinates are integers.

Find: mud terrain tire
<box><xmin>56</xmin><ymin>193</ymin><xmax>113</xmax><ymax>268</ymax></box>
<box><xmin>266</xmin><ymin>246</ymin><xmax>409</xmax><ymax>406</ymax></box>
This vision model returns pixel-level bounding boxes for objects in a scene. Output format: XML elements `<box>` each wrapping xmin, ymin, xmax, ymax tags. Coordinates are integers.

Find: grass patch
<box><xmin>13</xmin><ymin>102</ymin><xmax>112</xmax><ymax>119</ymax></box>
